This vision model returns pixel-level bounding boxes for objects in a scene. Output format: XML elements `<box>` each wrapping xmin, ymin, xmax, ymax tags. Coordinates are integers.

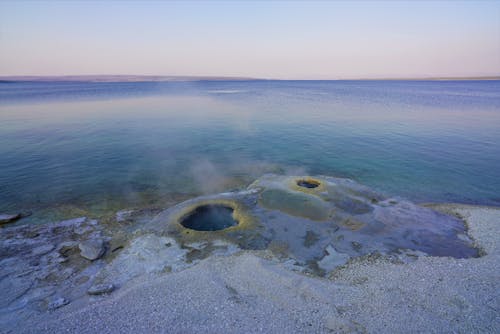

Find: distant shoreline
<box><xmin>0</xmin><ymin>75</ymin><xmax>260</xmax><ymax>83</ymax></box>
<box><xmin>0</xmin><ymin>75</ymin><xmax>499</xmax><ymax>82</ymax></box>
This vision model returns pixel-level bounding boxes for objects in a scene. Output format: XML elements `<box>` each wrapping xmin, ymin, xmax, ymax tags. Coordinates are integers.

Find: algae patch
<box><xmin>259</xmin><ymin>189</ymin><xmax>332</xmax><ymax>221</ymax></box>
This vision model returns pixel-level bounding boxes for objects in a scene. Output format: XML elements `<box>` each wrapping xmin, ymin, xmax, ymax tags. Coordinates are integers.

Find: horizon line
<box><xmin>1</xmin><ymin>74</ymin><xmax>500</xmax><ymax>82</ymax></box>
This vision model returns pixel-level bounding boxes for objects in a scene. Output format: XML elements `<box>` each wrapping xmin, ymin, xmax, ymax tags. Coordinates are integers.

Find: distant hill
<box><xmin>0</xmin><ymin>75</ymin><xmax>261</xmax><ymax>82</ymax></box>
<box><xmin>357</xmin><ymin>76</ymin><xmax>500</xmax><ymax>81</ymax></box>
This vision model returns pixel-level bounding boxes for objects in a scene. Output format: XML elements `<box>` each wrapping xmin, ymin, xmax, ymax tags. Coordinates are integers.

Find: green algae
<box><xmin>259</xmin><ymin>188</ymin><xmax>332</xmax><ymax>221</ymax></box>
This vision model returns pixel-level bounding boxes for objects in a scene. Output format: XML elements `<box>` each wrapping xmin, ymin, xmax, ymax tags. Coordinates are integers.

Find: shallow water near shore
<box><xmin>1</xmin><ymin>80</ymin><xmax>500</xmax><ymax>223</ymax></box>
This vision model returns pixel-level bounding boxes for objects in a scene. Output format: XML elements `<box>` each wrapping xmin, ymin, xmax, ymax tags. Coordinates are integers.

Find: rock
<box><xmin>116</xmin><ymin>210</ymin><xmax>134</xmax><ymax>222</ymax></box>
<box><xmin>0</xmin><ymin>275</ymin><xmax>33</xmax><ymax>308</ymax></box>
<box><xmin>47</xmin><ymin>297</ymin><xmax>69</xmax><ymax>310</ymax></box>
<box><xmin>79</xmin><ymin>239</ymin><xmax>105</xmax><ymax>260</ymax></box>
<box><xmin>32</xmin><ymin>244</ymin><xmax>55</xmax><ymax>256</ymax></box>
<box><xmin>0</xmin><ymin>213</ymin><xmax>22</xmax><ymax>225</ymax></box>
<box><xmin>317</xmin><ymin>245</ymin><xmax>350</xmax><ymax>272</ymax></box>
<box><xmin>0</xmin><ymin>215</ymin><xmax>106</xmax><ymax>321</ymax></box>
<box><xmin>87</xmin><ymin>283</ymin><xmax>115</xmax><ymax>295</ymax></box>
<box><xmin>94</xmin><ymin>235</ymin><xmax>188</xmax><ymax>287</ymax></box>
<box><xmin>185</xmin><ymin>241</ymin><xmax>208</xmax><ymax>250</ymax></box>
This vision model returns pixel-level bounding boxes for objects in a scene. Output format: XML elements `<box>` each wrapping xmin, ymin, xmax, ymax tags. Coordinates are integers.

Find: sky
<box><xmin>0</xmin><ymin>1</ymin><xmax>499</xmax><ymax>79</ymax></box>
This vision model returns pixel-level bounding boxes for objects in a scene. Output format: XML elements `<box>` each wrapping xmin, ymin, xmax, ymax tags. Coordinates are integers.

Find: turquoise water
<box><xmin>1</xmin><ymin>80</ymin><xmax>499</xmax><ymax>222</ymax></box>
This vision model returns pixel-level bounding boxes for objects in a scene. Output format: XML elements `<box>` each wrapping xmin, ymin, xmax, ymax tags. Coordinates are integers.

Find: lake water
<box><xmin>1</xmin><ymin>80</ymin><xmax>499</xmax><ymax>223</ymax></box>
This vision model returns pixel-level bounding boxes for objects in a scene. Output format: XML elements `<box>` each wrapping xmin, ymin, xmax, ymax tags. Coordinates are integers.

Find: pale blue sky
<box><xmin>1</xmin><ymin>1</ymin><xmax>499</xmax><ymax>79</ymax></box>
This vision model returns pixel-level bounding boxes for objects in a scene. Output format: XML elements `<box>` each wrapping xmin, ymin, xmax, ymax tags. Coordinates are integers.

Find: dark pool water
<box><xmin>180</xmin><ymin>205</ymin><xmax>237</xmax><ymax>231</ymax></box>
<box><xmin>1</xmin><ymin>80</ymin><xmax>499</xmax><ymax>222</ymax></box>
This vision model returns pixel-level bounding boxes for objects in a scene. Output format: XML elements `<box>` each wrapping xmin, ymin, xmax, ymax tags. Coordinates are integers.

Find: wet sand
<box><xmin>12</xmin><ymin>204</ymin><xmax>499</xmax><ymax>334</ymax></box>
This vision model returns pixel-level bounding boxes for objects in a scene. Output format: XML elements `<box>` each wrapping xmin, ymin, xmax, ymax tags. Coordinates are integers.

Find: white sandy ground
<box><xmin>8</xmin><ymin>205</ymin><xmax>500</xmax><ymax>334</ymax></box>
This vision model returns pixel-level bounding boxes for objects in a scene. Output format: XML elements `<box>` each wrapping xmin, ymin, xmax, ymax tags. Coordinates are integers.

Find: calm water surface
<box><xmin>1</xmin><ymin>80</ymin><xmax>499</xmax><ymax>223</ymax></box>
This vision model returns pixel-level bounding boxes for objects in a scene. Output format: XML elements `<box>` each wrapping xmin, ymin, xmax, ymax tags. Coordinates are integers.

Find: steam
<box><xmin>189</xmin><ymin>157</ymin><xmax>309</xmax><ymax>194</ymax></box>
<box><xmin>189</xmin><ymin>159</ymin><xmax>228</xmax><ymax>194</ymax></box>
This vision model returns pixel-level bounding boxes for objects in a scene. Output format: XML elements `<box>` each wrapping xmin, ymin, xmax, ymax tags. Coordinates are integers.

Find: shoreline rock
<box><xmin>87</xmin><ymin>283</ymin><xmax>115</xmax><ymax>295</ymax></box>
<box><xmin>78</xmin><ymin>239</ymin><xmax>105</xmax><ymax>261</ymax></box>
<box><xmin>0</xmin><ymin>213</ymin><xmax>22</xmax><ymax>225</ymax></box>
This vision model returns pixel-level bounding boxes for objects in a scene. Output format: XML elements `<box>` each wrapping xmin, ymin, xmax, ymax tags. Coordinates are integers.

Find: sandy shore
<box><xmin>8</xmin><ymin>204</ymin><xmax>497</xmax><ymax>334</ymax></box>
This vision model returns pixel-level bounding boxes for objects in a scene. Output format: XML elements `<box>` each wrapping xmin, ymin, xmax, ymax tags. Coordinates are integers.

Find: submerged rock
<box><xmin>116</xmin><ymin>209</ymin><xmax>134</xmax><ymax>222</ymax></box>
<box><xmin>0</xmin><ymin>213</ymin><xmax>22</xmax><ymax>225</ymax></box>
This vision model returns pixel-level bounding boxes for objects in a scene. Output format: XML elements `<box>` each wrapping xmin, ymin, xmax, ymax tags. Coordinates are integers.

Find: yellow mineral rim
<box><xmin>172</xmin><ymin>198</ymin><xmax>254</xmax><ymax>237</ymax></box>
<box><xmin>288</xmin><ymin>177</ymin><xmax>327</xmax><ymax>194</ymax></box>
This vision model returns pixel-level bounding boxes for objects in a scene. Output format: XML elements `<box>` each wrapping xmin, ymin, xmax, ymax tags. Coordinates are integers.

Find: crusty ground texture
<box><xmin>10</xmin><ymin>205</ymin><xmax>500</xmax><ymax>334</ymax></box>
